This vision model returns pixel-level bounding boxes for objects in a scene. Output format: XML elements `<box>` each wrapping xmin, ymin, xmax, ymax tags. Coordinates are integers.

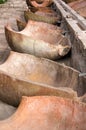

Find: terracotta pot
<box><xmin>0</xmin><ymin>100</ymin><xmax>16</xmax><ymax>120</ymax></box>
<box><xmin>0</xmin><ymin>96</ymin><xmax>86</xmax><ymax>130</ymax></box>
<box><xmin>0</xmin><ymin>51</ymin><xmax>78</xmax><ymax>106</ymax></box>
<box><xmin>24</xmin><ymin>10</ymin><xmax>60</xmax><ymax>24</ymax></box>
<box><xmin>5</xmin><ymin>22</ymin><xmax>71</xmax><ymax>60</ymax></box>
<box><xmin>16</xmin><ymin>19</ymin><xmax>61</xmax><ymax>31</ymax></box>
<box><xmin>26</xmin><ymin>0</ymin><xmax>53</xmax><ymax>8</ymax></box>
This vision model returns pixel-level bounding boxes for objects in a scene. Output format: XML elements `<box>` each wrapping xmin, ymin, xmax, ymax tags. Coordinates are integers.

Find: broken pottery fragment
<box><xmin>26</xmin><ymin>0</ymin><xmax>53</xmax><ymax>8</ymax></box>
<box><xmin>69</xmin><ymin>0</ymin><xmax>86</xmax><ymax>18</ymax></box>
<box><xmin>0</xmin><ymin>96</ymin><xmax>86</xmax><ymax>130</ymax></box>
<box><xmin>16</xmin><ymin>19</ymin><xmax>61</xmax><ymax>31</ymax></box>
<box><xmin>24</xmin><ymin>10</ymin><xmax>60</xmax><ymax>24</ymax></box>
<box><xmin>5</xmin><ymin>23</ymin><xmax>71</xmax><ymax>60</ymax></box>
<box><xmin>0</xmin><ymin>51</ymin><xmax>79</xmax><ymax>106</ymax></box>
<box><xmin>0</xmin><ymin>100</ymin><xmax>16</xmax><ymax>120</ymax></box>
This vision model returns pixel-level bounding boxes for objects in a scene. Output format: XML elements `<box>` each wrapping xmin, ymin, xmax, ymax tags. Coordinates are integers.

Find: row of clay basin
<box><xmin>5</xmin><ymin>5</ymin><xmax>71</xmax><ymax>60</ymax></box>
<box><xmin>0</xmin><ymin>0</ymin><xmax>86</xmax><ymax>130</ymax></box>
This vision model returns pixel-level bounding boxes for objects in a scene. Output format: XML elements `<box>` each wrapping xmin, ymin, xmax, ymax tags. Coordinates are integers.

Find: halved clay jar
<box><xmin>0</xmin><ymin>51</ymin><xmax>81</xmax><ymax>106</ymax></box>
<box><xmin>28</xmin><ymin>7</ymin><xmax>57</xmax><ymax>17</ymax></box>
<box><xmin>0</xmin><ymin>96</ymin><xmax>86</xmax><ymax>130</ymax></box>
<box><xmin>0</xmin><ymin>100</ymin><xmax>16</xmax><ymax>120</ymax></box>
<box><xmin>16</xmin><ymin>19</ymin><xmax>61</xmax><ymax>31</ymax></box>
<box><xmin>24</xmin><ymin>10</ymin><xmax>60</xmax><ymax>24</ymax></box>
<box><xmin>5</xmin><ymin>22</ymin><xmax>71</xmax><ymax>60</ymax></box>
<box><xmin>26</xmin><ymin>0</ymin><xmax>53</xmax><ymax>8</ymax></box>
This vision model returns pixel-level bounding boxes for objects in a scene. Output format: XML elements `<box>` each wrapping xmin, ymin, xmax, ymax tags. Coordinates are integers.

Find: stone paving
<box><xmin>0</xmin><ymin>0</ymin><xmax>27</xmax><ymax>48</ymax></box>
